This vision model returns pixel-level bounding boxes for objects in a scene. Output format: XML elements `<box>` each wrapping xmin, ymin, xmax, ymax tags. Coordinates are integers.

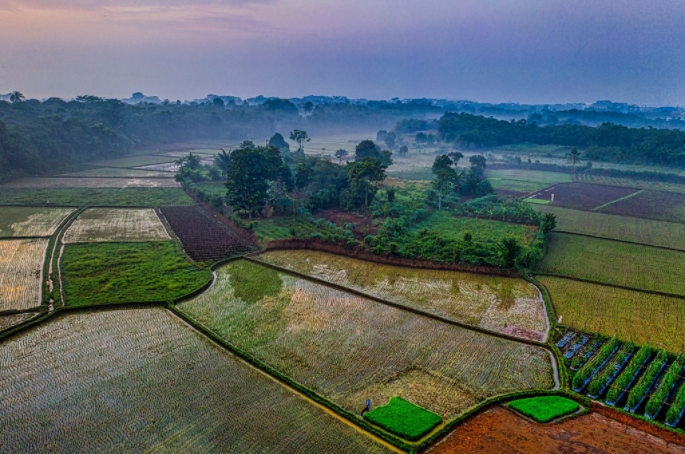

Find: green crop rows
<box><xmin>605</xmin><ymin>345</ymin><xmax>652</xmax><ymax>404</ymax></box>
<box><xmin>625</xmin><ymin>350</ymin><xmax>669</xmax><ymax>411</ymax></box>
<box><xmin>645</xmin><ymin>355</ymin><xmax>685</xmax><ymax>419</ymax></box>
<box><xmin>586</xmin><ymin>341</ymin><xmax>634</xmax><ymax>398</ymax></box>
<box><xmin>572</xmin><ymin>337</ymin><xmax>619</xmax><ymax>391</ymax></box>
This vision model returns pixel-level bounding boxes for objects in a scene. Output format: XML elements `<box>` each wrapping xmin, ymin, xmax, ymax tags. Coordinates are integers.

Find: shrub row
<box><xmin>646</xmin><ymin>355</ymin><xmax>685</xmax><ymax>420</ymax></box>
<box><xmin>572</xmin><ymin>337</ymin><xmax>619</xmax><ymax>391</ymax></box>
<box><xmin>605</xmin><ymin>345</ymin><xmax>653</xmax><ymax>405</ymax></box>
<box><xmin>570</xmin><ymin>337</ymin><xmax>605</xmax><ymax>371</ymax></box>
<box><xmin>666</xmin><ymin>379</ymin><xmax>685</xmax><ymax>427</ymax></box>
<box><xmin>587</xmin><ymin>341</ymin><xmax>635</xmax><ymax>398</ymax></box>
<box><xmin>626</xmin><ymin>350</ymin><xmax>669</xmax><ymax>412</ymax></box>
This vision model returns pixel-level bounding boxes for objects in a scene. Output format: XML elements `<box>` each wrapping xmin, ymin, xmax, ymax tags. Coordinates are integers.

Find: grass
<box><xmin>410</xmin><ymin>211</ymin><xmax>538</xmax><ymax>245</ymax></box>
<box><xmin>178</xmin><ymin>260</ymin><xmax>555</xmax><ymax>419</ymax></box>
<box><xmin>0</xmin><ymin>308</ymin><xmax>391</xmax><ymax>453</ymax></box>
<box><xmin>0</xmin><ymin>187</ymin><xmax>195</xmax><ymax>206</ymax></box>
<box><xmin>0</xmin><ymin>239</ymin><xmax>47</xmax><ymax>311</ymax></box>
<box><xmin>524</xmin><ymin>198</ymin><xmax>551</xmax><ymax>205</ymax></box>
<box><xmin>63</xmin><ymin>208</ymin><xmax>170</xmax><ymax>243</ymax></box>
<box><xmin>0</xmin><ymin>177</ymin><xmax>178</xmax><ymax>188</ymax></box>
<box><xmin>258</xmin><ymin>250</ymin><xmax>549</xmax><ymax>342</ymax></box>
<box><xmin>61</xmin><ymin>241</ymin><xmax>211</xmax><ymax>307</ymax></box>
<box><xmin>194</xmin><ymin>181</ymin><xmax>227</xmax><ymax>197</ymax></box>
<box><xmin>536</xmin><ymin>233</ymin><xmax>685</xmax><ymax>296</ymax></box>
<box><xmin>0</xmin><ymin>207</ymin><xmax>74</xmax><ymax>237</ymax></box>
<box><xmin>364</xmin><ymin>397</ymin><xmax>442</xmax><ymax>441</ymax></box>
<box><xmin>486</xmin><ymin>169</ymin><xmax>573</xmax><ymax>193</ymax></box>
<box><xmin>539</xmin><ymin>276</ymin><xmax>685</xmax><ymax>352</ymax></box>
<box><xmin>508</xmin><ymin>396</ymin><xmax>580</xmax><ymax>423</ymax></box>
<box><xmin>535</xmin><ymin>205</ymin><xmax>685</xmax><ymax>250</ymax></box>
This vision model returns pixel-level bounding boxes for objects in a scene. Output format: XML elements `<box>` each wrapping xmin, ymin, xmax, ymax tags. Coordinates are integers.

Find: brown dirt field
<box><xmin>318</xmin><ymin>208</ymin><xmax>378</xmax><ymax>239</ymax></box>
<box><xmin>599</xmin><ymin>190</ymin><xmax>685</xmax><ymax>222</ymax></box>
<box><xmin>529</xmin><ymin>182</ymin><xmax>637</xmax><ymax>210</ymax></box>
<box><xmin>429</xmin><ymin>407</ymin><xmax>685</xmax><ymax>454</ymax></box>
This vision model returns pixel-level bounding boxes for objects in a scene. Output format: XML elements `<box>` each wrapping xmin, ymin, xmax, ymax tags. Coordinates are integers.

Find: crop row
<box><xmin>160</xmin><ymin>206</ymin><xmax>252</xmax><ymax>262</ymax></box>
<box><xmin>586</xmin><ymin>341</ymin><xmax>634</xmax><ymax>398</ymax></box>
<box><xmin>645</xmin><ymin>355</ymin><xmax>685</xmax><ymax>419</ymax></box>
<box><xmin>605</xmin><ymin>345</ymin><xmax>652</xmax><ymax>405</ymax></box>
<box><xmin>625</xmin><ymin>350</ymin><xmax>669</xmax><ymax>412</ymax></box>
<box><xmin>572</xmin><ymin>337</ymin><xmax>619</xmax><ymax>391</ymax></box>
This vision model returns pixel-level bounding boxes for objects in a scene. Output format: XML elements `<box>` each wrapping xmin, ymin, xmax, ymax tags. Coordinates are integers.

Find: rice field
<box><xmin>0</xmin><ymin>308</ymin><xmax>391</xmax><ymax>453</ymax></box>
<box><xmin>486</xmin><ymin>169</ymin><xmax>573</xmax><ymax>193</ymax></box>
<box><xmin>540</xmin><ymin>276</ymin><xmax>685</xmax><ymax>352</ymax></box>
<box><xmin>58</xmin><ymin>167</ymin><xmax>175</xmax><ymax>178</ymax></box>
<box><xmin>0</xmin><ymin>239</ymin><xmax>47</xmax><ymax>311</ymax></box>
<box><xmin>0</xmin><ymin>312</ymin><xmax>38</xmax><ymax>331</ymax></box>
<box><xmin>63</xmin><ymin>208</ymin><xmax>170</xmax><ymax>243</ymax></box>
<box><xmin>0</xmin><ymin>188</ymin><xmax>196</xmax><ymax>207</ymax></box>
<box><xmin>536</xmin><ymin>233</ymin><xmax>685</xmax><ymax>296</ymax></box>
<box><xmin>258</xmin><ymin>250</ymin><xmax>548</xmax><ymax>341</ymax></box>
<box><xmin>0</xmin><ymin>177</ymin><xmax>179</xmax><ymax>188</ymax></box>
<box><xmin>534</xmin><ymin>205</ymin><xmax>685</xmax><ymax>250</ymax></box>
<box><xmin>178</xmin><ymin>260</ymin><xmax>555</xmax><ymax>419</ymax></box>
<box><xmin>88</xmin><ymin>155</ymin><xmax>178</xmax><ymax>168</ymax></box>
<box><xmin>0</xmin><ymin>207</ymin><xmax>74</xmax><ymax>237</ymax></box>
<box><xmin>579</xmin><ymin>174</ymin><xmax>685</xmax><ymax>195</ymax></box>
<box><xmin>135</xmin><ymin>162</ymin><xmax>180</xmax><ymax>173</ymax></box>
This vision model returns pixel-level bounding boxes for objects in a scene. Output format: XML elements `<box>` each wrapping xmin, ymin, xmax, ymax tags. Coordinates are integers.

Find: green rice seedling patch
<box><xmin>364</xmin><ymin>396</ymin><xmax>441</xmax><ymax>441</ymax></box>
<box><xmin>534</xmin><ymin>205</ymin><xmax>685</xmax><ymax>250</ymax></box>
<box><xmin>540</xmin><ymin>276</ymin><xmax>685</xmax><ymax>352</ymax></box>
<box><xmin>179</xmin><ymin>260</ymin><xmax>555</xmax><ymax>418</ymax></box>
<box><xmin>63</xmin><ymin>208</ymin><xmax>170</xmax><ymax>243</ymax></box>
<box><xmin>410</xmin><ymin>211</ymin><xmax>538</xmax><ymax>245</ymax></box>
<box><xmin>0</xmin><ymin>239</ymin><xmax>48</xmax><ymax>311</ymax></box>
<box><xmin>0</xmin><ymin>308</ymin><xmax>391</xmax><ymax>453</ymax></box>
<box><xmin>0</xmin><ymin>207</ymin><xmax>74</xmax><ymax>237</ymax></box>
<box><xmin>508</xmin><ymin>396</ymin><xmax>580</xmax><ymax>423</ymax></box>
<box><xmin>61</xmin><ymin>241</ymin><xmax>211</xmax><ymax>307</ymax></box>
<box><xmin>536</xmin><ymin>233</ymin><xmax>685</xmax><ymax>295</ymax></box>
<box><xmin>258</xmin><ymin>250</ymin><xmax>548</xmax><ymax>341</ymax></box>
<box><xmin>0</xmin><ymin>188</ymin><xmax>195</xmax><ymax>206</ymax></box>
<box><xmin>88</xmin><ymin>155</ymin><xmax>177</xmax><ymax>168</ymax></box>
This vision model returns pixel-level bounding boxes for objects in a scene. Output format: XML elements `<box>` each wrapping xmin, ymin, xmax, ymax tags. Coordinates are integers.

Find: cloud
<box><xmin>0</xmin><ymin>0</ymin><xmax>275</xmax><ymax>12</ymax></box>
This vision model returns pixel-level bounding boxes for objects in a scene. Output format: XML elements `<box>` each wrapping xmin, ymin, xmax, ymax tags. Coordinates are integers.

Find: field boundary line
<box><xmin>532</xmin><ymin>273</ymin><xmax>685</xmax><ymax>301</ymax></box>
<box><xmin>550</xmin><ymin>230</ymin><xmax>685</xmax><ymax>252</ymax></box>
<box><xmin>0</xmin><ymin>235</ymin><xmax>52</xmax><ymax>240</ymax></box>
<box><xmin>247</xmin><ymin>256</ymin><xmax>552</xmax><ymax>349</ymax></box>
<box><xmin>52</xmin><ymin>207</ymin><xmax>88</xmax><ymax>307</ymax></box>
<box><xmin>593</xmin><ymin>189</ymin><xmax>645</xmax><ymax>210</ymax></box>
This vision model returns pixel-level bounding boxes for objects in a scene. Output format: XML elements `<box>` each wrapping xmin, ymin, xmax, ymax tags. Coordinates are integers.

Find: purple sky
<box><xmin>1</xmin><ymin>0</ymin><xmax>684</xmax><ymax>105</ymax></box>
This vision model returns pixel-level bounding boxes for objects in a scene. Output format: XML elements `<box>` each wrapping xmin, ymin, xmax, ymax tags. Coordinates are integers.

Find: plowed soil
<box><xmin>429</xmin><ymin>407</ymin><xmax>685</xmax><ymax>454</ymax></box>
<box><xmin>529</xmin><ymin>182</ymin><xmax>637</xmax><ymax>210</ymax></box>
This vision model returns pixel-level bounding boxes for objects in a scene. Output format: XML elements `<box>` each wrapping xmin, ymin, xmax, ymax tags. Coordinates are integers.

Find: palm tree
<box><xmin>567</xmin><ymin>147</ymin><xmax>582</xmax><ymax>179</ymax></box>
<box><xmin>9</xmin><ymin>91</ymin><xmax>24</xmax><ymax>103</ymax></box>
<box><xmin>214</xmin><ymin>148</ymin><xmax>232</xmax><ymax>177</ymax></box>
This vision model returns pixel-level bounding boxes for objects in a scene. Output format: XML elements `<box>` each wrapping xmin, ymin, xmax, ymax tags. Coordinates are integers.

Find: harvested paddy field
<box><xmin>598</xmin><ymin>190</ymin><xmax>685</xmax><ymax>222</ymax></box>
<box><xmin>88</xmin><ymin>155</ymin><xmax>177</xmax><ymax>168</ymax></box>
<box><xmin>429</xmin><ymin>407</ymin><xmax>685</xmax><ymax>454</ymax></box>
<box><xmin>539</xmin><ymin>276</ymin><xmax>685</xmax><ymax>352</ymax></box>
<box><xmin>178</xmin><ymin>260</ymin><xmax>555</xmax><ymax>419</ymax></box>
<box><xmin>0</xmin><ymin>177</ymin><xmax>179</xmax><ymax>188</ymax></box>
<box><xmin>534</xmin><ymin>205</ymin><xmax>685</xmax><ymax>250</ymax></box>
<box><xmin>528</xmin><ymin>182</ymin><xmax>638</xmax><ymax>210</ymax></box>
<box><xmin>58</xmin><ymin>167</ymin><xmax>174</xmax><ymax>178</ymax></box>
<box><xmin>63</xmin><ymin>208</ymin><xmax>169</xmax><ymax>243</ymax></box>
<box><xmin>0</xmin><ymin>312</ymin><xmax>38</xmax><ymax>331</ymax></box>
<box><xmin>0</xmin><ymin>308</ymin><xmax>391</xmax><ymax>453</ymax></box>
<box><xmin>134</xmin><ymin>162</ymin><xmax>180</xmax><ymax>172</ymax></box>
<box><xmin>0</xmin><ymin>207</ymin><xmax>74</xmax><ymax>237</ymax></box>
<box><xmin>0</xmin><ymin>239</ymin><xmax>47</xmax><ymax>311</ymax></box>
<box><xmin>536</xmin><ymin>233</ymin><xmax>685</xmax><ymax>295</ymax></box>
<box><xmin>486</xmin><ymin>168</ymin><xmax>573</xmax><ymax>193</ymax></box>
<box><xmin>0</xmin><ymin>187</ymin><xmax>195</xmax><ymax>206</ymax></box>
<box><xmin>410</xmin><ymin>211</ymin><xmax>538</xmax><ymax>245</ymax></box>
<box><xmin>258</xmin><ymin>250</ymin><xmax>548</xmax><ymax>341</ymax></box>
<box><xmin>61</xmin><ymin>241</ymin><xmax>211</xmax><ymax>307</ymax></box>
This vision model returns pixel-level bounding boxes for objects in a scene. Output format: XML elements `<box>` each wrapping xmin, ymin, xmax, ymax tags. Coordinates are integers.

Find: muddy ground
<box><xmin>429</xmin><ymin>406</ymin><xmax>685</xmax><ymax>454</ymax></box>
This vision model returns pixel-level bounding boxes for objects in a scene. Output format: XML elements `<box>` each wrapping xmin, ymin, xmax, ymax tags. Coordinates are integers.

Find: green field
<box><xmin>0</xmin><ymin>207</ymin><xmax>74</xmax><ymax>237</ymax></box>
<box><xmin>0</xmin><ymin>187</ymin><xmax>195</xmax><ymax>206</ymax></box>
<box><xmin>194</xmin><ymin>181</ymin><xmax>227</xmax><ymax>197</ymax></box>
<box><xmin>61</xmin><ymin>241</ymin><xmax>212</xmax><ymax>307</ymax></box>
<box><xmin>364</xmin><ymin>397</ymin><xmax>441</xmax><ymax>441</ymax></box>
<box><xmin>536</xmin><ymin>233</ymin><xmax>685</xmax><ymax>295</ymax></box>
<box><xmin>252</xmin><ymin>216</ymin><xmax>354</xmax><ymax>242</ymax></box>
<box><xmin>258</xmin><ymin>250</ymin><xmax>549</xmax><ymax>341</ymax></box>
<box><xmin>58</xmin><ymin>167</ymin><xmax>175</xmax><ymax>178</ymax></box>
<box><xmin>486</xmin><ymin>169</ymin><xmax>573</xmax><ymax>193</ymax></box>
<box><xmin>88</xmin><ymin>155</ymin><xmax>177</xmax><ymax>168</ymax></box>
<box><xmin>508</xmin><ymin>396</ymin><xmax>580</xmax><ymax>423</ymax></box>
<box><xmin>410</xmin><ymin>211</ymin><xmax>538</xmax><ymax>245</ymax></box>
<box><xmin>539</xmin><ymin>276</ymin><xmax>685</xmax><ymax>352</ymax></box>
<box><xmin>178</xmin><ymin>260</ymin><xmax>555</xmax><ymax>419</ymax></box>
<box><xmin>0</xmin><ymin>308</ymin><xmax>391</xmax><ymax>453</ymax></box>
<box><xmin>535</xmin><ymin>205</ymin><xmax>685</xmax><ymax>250</ymax></box>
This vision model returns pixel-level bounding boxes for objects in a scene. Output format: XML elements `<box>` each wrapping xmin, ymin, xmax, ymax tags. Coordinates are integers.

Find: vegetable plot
<box><xmin>605</xmin><ymin>345</ymin><xmax>653</xmax><ymax>405</ymax></box>
<box><xmin>625</xmin><ymin>350</ymin><xmax>669</xmax><ymax>412</ymax></box>
<box><xmin>0</xmin><ymin>239</ymin><xmax>48</xmax><ymax>311</ymax></box>
<box><xmin>572</xmin><ymin>338</ymin><xmax>619</xmax><ymax>392</ymax></box>
<box><xmin>258</xmin><ymin>250</ymin><xmax>548</xmax><ymax>341</ymax></box>
<box><xmin>586</xmin><ymin>341</ymin><xmax>634</xmax><ymax>398</ymax></box>
<box><xmin>178</xmin><ymin>260</ymin><xmax>555</xmax><ymax>419</ymax></box>
<box><xmin>645</xmin><ymin>355</ymin><xmax>685</xmax><ymax>420</ymax></box>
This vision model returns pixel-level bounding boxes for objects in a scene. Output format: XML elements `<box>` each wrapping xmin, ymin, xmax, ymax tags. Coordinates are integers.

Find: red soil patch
<box><xmin>529</xmin><ymin>182</ymin><xmax>637</xmax><ymax>210</ymax></box>
<box><xmin>429</xmin><ymin>406</ymin><xmax>685</xmax><ymax>454</ymax></box>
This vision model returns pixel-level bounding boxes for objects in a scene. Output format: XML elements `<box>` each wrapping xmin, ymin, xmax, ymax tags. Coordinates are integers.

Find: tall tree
<box><xmin>9</xmin><ymin>91</ymin><xmax>24</xmax><ymax>103</ymax></box>
<box><xmin>431</xmin><ymin>154</ymin><xmax>457</xmax><ymax>210</ymax></box>
<box><xmin>268</xmin><ymin>133</ymin><xmax>290</xmax><ymax>151</ymax></box>
<box><xmin>567</xmin><ymin>147</ymin><xmax>582</xmax><ymax>178</ymax></box>
<box><xmin>354</xmin><ymin>139</ymin><xmax>381</xmax><ymax>161</ymax></box>
<box><xmin>346</xmin><ymin>157</ymin><xmax>387</xmax><ymax>210</ymax></box>
<box><xmin>213</xmin><ymin>148</ymin><xmax>232</xmax><ymax>177</ymax></box>
<box><xmin>289</xmin><ymin>129</ymin><xmax>310</xmax><ymax>155</ymax></box>
<box><xmin>335</xmin><ymin>148</ymin><xmax>348</xmax><ymax>163</ymax></box>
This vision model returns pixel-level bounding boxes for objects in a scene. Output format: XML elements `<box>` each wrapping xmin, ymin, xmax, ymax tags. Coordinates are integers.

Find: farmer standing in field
<box><xmin>361</xmin><ymin>399</ymin><xmax>371</xmax><ymax>416</ymax></box>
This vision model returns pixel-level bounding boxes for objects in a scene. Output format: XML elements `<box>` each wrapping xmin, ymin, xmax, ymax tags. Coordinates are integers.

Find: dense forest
<box><xmin>435</xmin><ymin>112</ymin><xmax>685</xmax><ymax>165</ymax></box>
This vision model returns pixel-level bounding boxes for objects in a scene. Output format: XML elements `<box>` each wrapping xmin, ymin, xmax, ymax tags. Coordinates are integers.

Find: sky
<box><xmin>0</xmin><ymin>0</ymin><xmax>684</xmax><ymax>105</ymax></box>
